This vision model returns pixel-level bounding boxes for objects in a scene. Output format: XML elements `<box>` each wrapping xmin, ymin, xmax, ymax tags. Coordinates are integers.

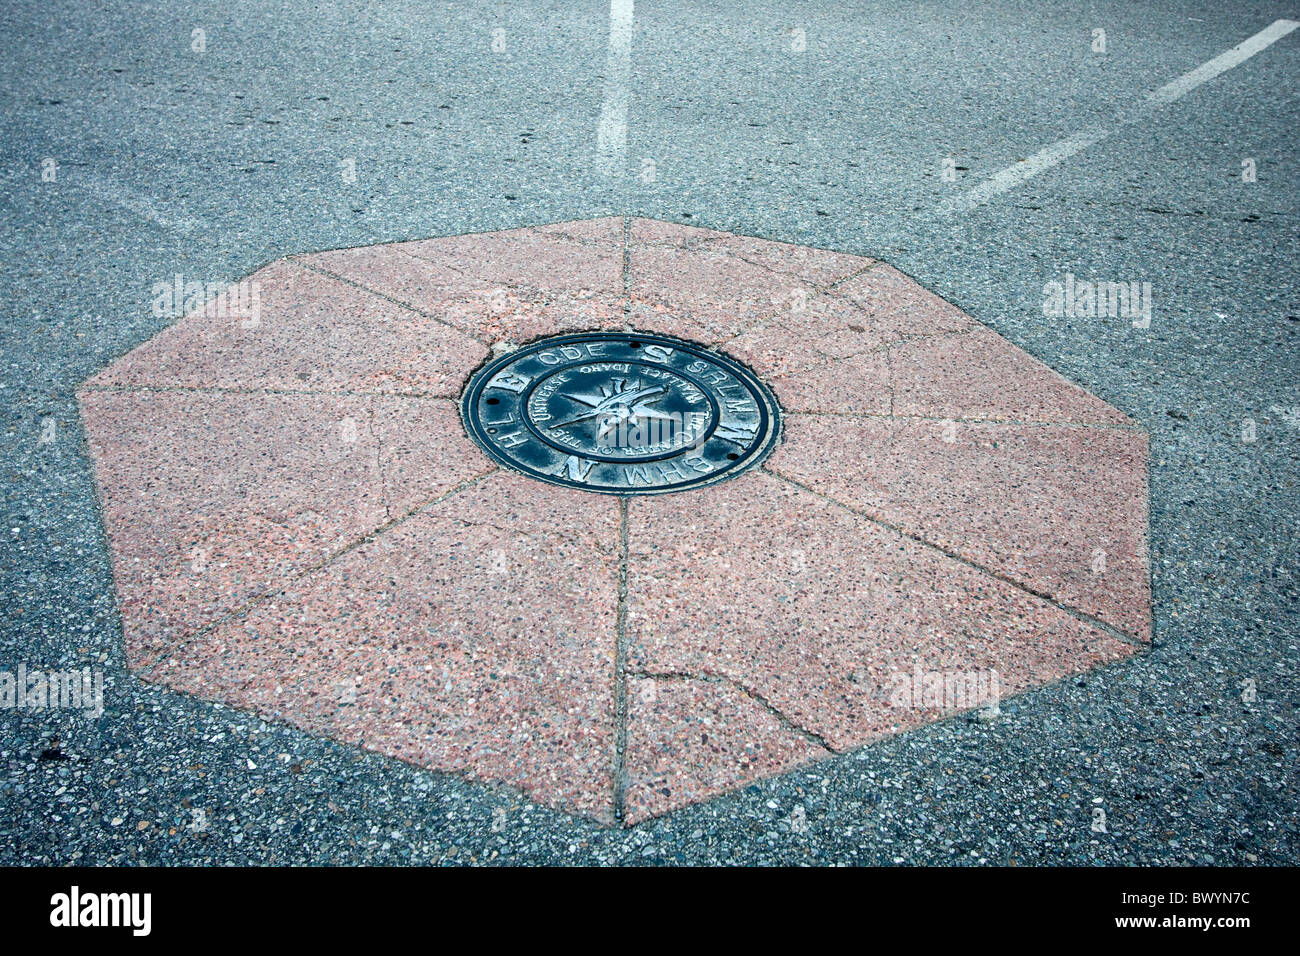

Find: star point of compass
<box><xmin>549</xmin><ymin>377</ymin><xmax>675</xmax><ymax>435</ymax></box>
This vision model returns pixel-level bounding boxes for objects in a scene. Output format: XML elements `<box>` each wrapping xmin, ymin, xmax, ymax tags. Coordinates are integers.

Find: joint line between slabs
<box><xmin>707</xmin><ymin>259</ymin><xmax>892</xmax><ymax>350</ymax></box>
<box><xmin>630</xmin><ymin>668</ymin><xmax>835</xmax><ymax>754</ymax></box>
<box><xmin>613</xmin><ymin>498</ymin><xmax>631</xmax><ymax>822</ymax></box>
<box><xmin>140</xmin><ymin>466</ymin><xmax>500</xmax><ymax>672</ymax></box>
<box><xmin>761</xmin><ymin>467</ymin><xmax>1148</xmax><ymax>649</ymax></box>
<box><xmin>784</xmin><ymin>408</ymin><xmax>1145</xmax><ymax>432</ymax></box>
<box><xmin>622</xmin><ymin>215</ymin><xmax>632</xmax><ymax>292</ymax></box>
<box><xmin>288</xmin><ymin>256</ymin><xmax>493</xmax><ymax>346</ymax></box>
<box><xmin>78</xmin><ymin>383</ymin><xmax>460</xmax><ymax>402</ymax></box>
<box><xmin>621</xmin><ymin>216</ymin><xmax>633</xmax><ymax>327</ymax></box>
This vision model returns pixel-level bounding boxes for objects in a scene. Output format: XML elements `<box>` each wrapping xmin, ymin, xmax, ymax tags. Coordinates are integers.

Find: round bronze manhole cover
<box><xmin>461</xmin><ymin>332</ymin><xmax>780</xmax><ymax>494</ymax></box>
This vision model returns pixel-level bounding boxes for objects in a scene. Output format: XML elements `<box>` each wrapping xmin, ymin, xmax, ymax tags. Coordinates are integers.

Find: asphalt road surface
<box><xmin>2</xmin><ymin>0</ymin><xmax>1297</xmax><ymax>864</ymax></box>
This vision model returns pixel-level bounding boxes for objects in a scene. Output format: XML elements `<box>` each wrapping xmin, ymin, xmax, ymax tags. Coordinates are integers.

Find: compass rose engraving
<box><xmin>462</xmin><ymin>333</ymin><xmax>779</xmax><ymax>494</ymax></box>
<box><xmin>549</xmin><ymin>377</ymin><xmax>676</xmax><ymax>444</ymax></box>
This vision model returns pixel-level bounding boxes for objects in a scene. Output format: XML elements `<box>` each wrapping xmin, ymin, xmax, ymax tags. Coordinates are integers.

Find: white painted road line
<box><xmin>78</xmin><ymin>171</ymin><xmax>206</xmax><ymax>236</ymax></box>
<box><xmin>945</xmin><ymin>18</ymin><xmax>1299</xmax><ymax>214</ymax></box>
<box><xmin>1147</xmin><ymin>18</ymin><xmax>1299</xmax><ymax>107</ymax></box>
<box><xmin>953</xmin><ymin>127</ymin><xmax>1112</xmax><ymax>212</ymax></box>
<box><xmin>595</xmin><ymin>0</ymin><xmax>635</xmax><ymax>177</ymax></box>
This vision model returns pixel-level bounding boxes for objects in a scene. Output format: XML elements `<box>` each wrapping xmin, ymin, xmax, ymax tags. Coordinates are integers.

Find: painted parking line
<box><xmin>76</xmin><ymin>171</ymin><xmax>207</xmax><ymax>235</ymax></box>
<box><xmin>1146</xmin><ymin>18</ymin><xmax>1300</xmax><ymax>106</ymax></box>
<box><xmin>595</xmin><ymin>0</ymin><xmax>635</xmax><ymax>177</ymax></box>
<box><xmin>945</xmin><ymin>18</ymin><xmax>1299</xmax><ymax>214</ymax></box>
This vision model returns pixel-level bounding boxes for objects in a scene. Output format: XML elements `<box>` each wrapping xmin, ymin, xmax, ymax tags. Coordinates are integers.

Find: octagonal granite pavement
<box><xmin>78</xmin><ymin>218</ymin><xmax>1150</xmax><ymax>824</ymax></box>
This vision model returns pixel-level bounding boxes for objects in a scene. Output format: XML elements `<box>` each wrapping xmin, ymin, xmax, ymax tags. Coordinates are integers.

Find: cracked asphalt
<box><xmin>2</xmin><ymin>0</ymin><xmax>1297</xmax><ymax>865</ymax></box>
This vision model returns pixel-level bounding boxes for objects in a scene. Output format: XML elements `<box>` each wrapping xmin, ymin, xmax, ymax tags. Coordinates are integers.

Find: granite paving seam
<box><xmin>137</xmin><ymin>465</ymin><xmax>503</xmax><ymax>672</ymax></box>
<box><xmin>627</xmin><ymin>669</ymin><xmax>837</xmax><ymax>755</ymax></box>
<box><xmin>620</xmin><ymin>215</ymin><xmax>634</xmax><ymax>329</ymax></box>
<box><xmin>288</xmin><ymin>255</ymin><xmax>495</xmax><ymax>347</ymax></box>
<box><xmin>883</xmin><ymin>340</ymin><xmax>897</xmax><ymax>415</ymax></box>
<box><xmin>363</xmin><ymin>405</ymin><xmax>394</xmax><ymax>523</ymax></box>
<box><xmin>621</xmin><ymin>215</ymin><xmax>632</xmax><ymax>295</ymax></box>
<box><xmin>752</xmin><ymin>326</ymin><xmax>970</xmax><ymax>391</ymax></box>
<box><xmin>613</xmin><ymin>498</ymin><xmax>631</xmax><ymax>824</ymax></box>
<box><xmin>784</xmin><ymin>409</ymin><xmax>1147</xmax><ymax>432</ymax></box>
<box><xmin>708</xmin><ymin>258</ymin><xmax>893</xmax><ymax>349</ymax></box>
<box><xmin>77</xmin><ymin>382</ymin><xmax>463</xmax><ymax>402</ymax></box>
<box><xmin>760</xmin><ymin>466</ymin><xmax>1151</xmax><ymax>650</ymax></box>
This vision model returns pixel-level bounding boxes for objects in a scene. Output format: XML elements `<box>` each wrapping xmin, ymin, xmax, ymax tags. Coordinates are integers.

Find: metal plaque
<box><xmin>460</xmin><ymin>332</ymin><xmax>780</xmax><ymax>494</ymax></box>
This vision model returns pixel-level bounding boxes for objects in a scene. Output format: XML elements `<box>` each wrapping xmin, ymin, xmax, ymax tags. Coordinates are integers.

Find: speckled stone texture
<box><xmin>78</xmin><ymin>218</ymin><xmax>1150</xmax><ymax>825</ymax></box>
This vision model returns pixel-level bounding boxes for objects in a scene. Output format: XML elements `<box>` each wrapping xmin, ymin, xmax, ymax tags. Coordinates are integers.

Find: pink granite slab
<box><xmin>627</xmin><ymin>222</ymin><xmax>870</xmax><ymax>343</ymax></box>
<box><xmin>622</xmin><ymin>674</ymin><xmax>828</xmax><ymax>823</ymax></box>
<box><xmin>85</xmin><ymin>259</ymin><xmax>488</xmax><ymax>395</ymax></box>
<box><xmin>832</xmin><ymin>264</ymin><xmax>976</xmax><ymax>338</ymax></box>
<box><xmin>630</xmin><ymin>217</ymin><xmax>873</xmax><ymax>285</ymax></box>
<box><xmin>626</xmin><ymin>247</ymin><xmax>800</xmax><ymax>343</ymax></box>
<box><xmin>625</xmin><ymin>470</ymin><xmax>1138</xmax><ymax>752</ymax></box>
<box><xmin>401</xmin><ymin>220</ymin><xmax>625</xmax><ymax>287</ymax></box>
<box><xmin>146</xmin><ymin>471</ymin><xmax>622</xmax><ymax>821</ymax></box>
<box><xmin>765</xmin><ymin>347</ymin><xmax>893</xmax><ymax>416</ymax></box>
<box><xmin>763</xmin><ymin>324</ymin><xmax>1135</xmax><ymax>425</ymax></box>
<box><xmin>297</xmin><ymin>243</ymin><xmax>627</xmax><ymax>345</ymax></box>
<box><xmin>80</xmin><ymin>218</ymin><xmax>1151</xmax><ymax>825</ymax></box>
<box><xmin>300</xmin><ymin>219</ymin><xmax>625</xmax><ymax>298</ymax></box>
<box><xmin>768</xmin><ymin>414</ymin><xmax>1151</xmax><ymax>639</ymax></box>
<box><xmin>79</xmin><ymin>388</ymin><xmax>493</xmax><ymax>665</ymax></box>
<box><xmin>888</xmin><ymin>326</ymin><xmax>1133</xmax><ymax>425</ymax></box>
<box><xmin>723</xmin><ymin>287</ymin><xmax>898</xmax><ymax>381</ymax></box>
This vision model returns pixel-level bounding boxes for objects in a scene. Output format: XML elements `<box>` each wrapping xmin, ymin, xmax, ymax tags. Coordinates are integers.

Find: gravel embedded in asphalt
<box><xmin>2</xmin><ymin>0</ymin><xmax>1297</xmax><ymax>864</ymax></box>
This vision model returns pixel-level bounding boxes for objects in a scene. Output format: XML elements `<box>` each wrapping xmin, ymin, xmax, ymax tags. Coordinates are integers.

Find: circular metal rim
<box><xmin>459</xmin><ymin>331</ymin><xmax>783</xmax><ymax>496</ymax></box>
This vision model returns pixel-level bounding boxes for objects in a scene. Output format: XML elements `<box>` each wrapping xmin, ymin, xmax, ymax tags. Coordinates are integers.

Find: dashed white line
<box><xmin>1146</xmin><ymin>18</ymin><xmax>1299</xmax><ymax>106</ymax></box>
<box><xmin>945</xmin><ymin>18</ymin><xmax>1299</xmax><ymax>214</ymax></box>
<box><xmin>78</xmin><ymin>171</ymin><xmax>206</xmax><ymax>235</ymax></box>
<box><xmin>595</xmin><ymin>0</ymin><xmax>635</xmax><ymax>177</ymax></box>
<box><xmin>953</xmin><ymin>126</ymin><xmax>1112</xmax><ymax>212</ymax></box>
